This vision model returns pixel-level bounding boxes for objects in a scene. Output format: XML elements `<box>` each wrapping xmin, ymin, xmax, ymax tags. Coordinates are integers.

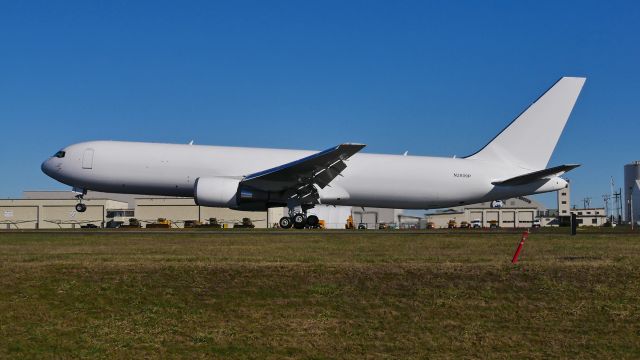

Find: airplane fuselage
<box><xmin>41</xmin><ymin>140</ymin><xmax>567</xmax><ymax>210</ymax></box>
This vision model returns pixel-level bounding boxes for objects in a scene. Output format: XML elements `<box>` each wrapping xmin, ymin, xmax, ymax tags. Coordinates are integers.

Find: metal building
<box><xmin>624</xmin><ymin>161</ymin><xmax>640</xmax><ymax>225</ymax></box>
<box><xmin>9</xmin><ymin>191</ymin><xmax>404</xmax><ymax>230</ymax></box>
<box><xmin>351</xmin><ymin>207</ymin><xmax>403</xmax><ymax>229</ymax></box>
<box><xmin>425</xmin><ymin>196</ymin><xmax>545</xmax><ymax>228</ymax></box>
<box><xmin>0</xmin><ymin>198</ymin><xmax>129</xmax><ymax>229</ymax></box>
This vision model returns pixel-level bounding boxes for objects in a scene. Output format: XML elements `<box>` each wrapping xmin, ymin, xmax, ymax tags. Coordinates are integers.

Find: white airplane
<box><xmin>42</xmin><ymin>77</ymin><xmax>585</xmax><ymax>229</ymax></box>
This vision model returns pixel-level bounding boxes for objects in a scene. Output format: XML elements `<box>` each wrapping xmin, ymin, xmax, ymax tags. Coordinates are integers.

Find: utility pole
<box><xmin>613</xmin><ymin>188</ymin><xmax>623</xmax><ymax>224</ymax></box>
<box><xmin>582</xmin><ymin>197</ymin><xmax>592</xmax><ymax>209</ymax></box>
<box><xmin>610</xmin><ymin>177</ymin><xmax>615</xmax><ymax>223</ymax></box>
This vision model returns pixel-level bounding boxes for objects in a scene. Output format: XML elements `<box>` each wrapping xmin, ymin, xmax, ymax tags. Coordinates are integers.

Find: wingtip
<box><xmin>561</xmin><ymin>76</ymin><xmax>587</xmax><ymax>83</ymax></box>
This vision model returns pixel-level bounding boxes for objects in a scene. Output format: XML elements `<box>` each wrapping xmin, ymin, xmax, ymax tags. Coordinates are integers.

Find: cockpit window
<box><xmin>54</xmin><ymin>151</ymin><xmax>66</xmax><ymax>158</ymax></box>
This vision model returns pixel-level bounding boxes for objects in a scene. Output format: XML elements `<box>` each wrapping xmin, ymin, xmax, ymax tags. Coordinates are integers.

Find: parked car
<box><xmin>106</xmin><ymin>220</ymin><xmax>123</xmax><ymax>228</ymax></box>
<box><xmin>470</xmin><ymin>219</ymin><xmax>482</xmax><ymax>228</ymax></box>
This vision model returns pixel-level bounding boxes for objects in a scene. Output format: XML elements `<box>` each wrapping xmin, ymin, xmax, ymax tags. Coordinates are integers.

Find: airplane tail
<box><xmin>466</xmin><ymin>77</ymin><xmax>586</xmax><ymax>170</ymax></box>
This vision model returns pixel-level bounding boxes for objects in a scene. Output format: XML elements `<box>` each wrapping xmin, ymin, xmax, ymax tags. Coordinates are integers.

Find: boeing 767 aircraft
<box><xmin>42</xmin><ymin>77</ymin><xmax>585</xmax><ymax>228</ymax></box>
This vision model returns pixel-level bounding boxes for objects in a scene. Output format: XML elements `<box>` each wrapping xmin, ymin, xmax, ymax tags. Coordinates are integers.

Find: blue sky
<box><xmin>1</xmin><ymin>1</ymin><xmax>638</xmax><ymax>209</ymax></box>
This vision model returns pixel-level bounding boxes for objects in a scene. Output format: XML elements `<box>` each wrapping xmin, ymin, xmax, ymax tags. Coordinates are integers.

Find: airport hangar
<box><xmin>0</xmin><ymin>191</ymin><xmax>403</xmax><ymax>229</ymax></box>
<box><xmin>425</xmin><ymin>182</ymin><xmax>607</xmax><ymax>228</ymax></box>
<box><xmin>0</xmin><ymin>182</ymin><xmax>608</xmax><ymax>230</ymax></box>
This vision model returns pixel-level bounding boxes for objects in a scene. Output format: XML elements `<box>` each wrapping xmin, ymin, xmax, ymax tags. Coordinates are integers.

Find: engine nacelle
<box><xmin>194</xmin><ymin>177</ymin><xmax>275</xmax><ymax>210</ymax></box>
<box><xmin>194</xmin><ymin>177</ymin><xmax>241</xmax><ymax>208</ymax></box>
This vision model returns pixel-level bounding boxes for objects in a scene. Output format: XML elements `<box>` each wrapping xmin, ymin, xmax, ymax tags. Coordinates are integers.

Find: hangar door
<box><xmin>517</xmin><ymin>211</ymin><xmax>534</xmax><ymax>227</ymax></box>
<box><xmin>470</xmin><ymin>211</ymin><xmax>483</xmax><ymax>224</ymax></box>
<box><xmin>502</xmin><ymin>211</ymin><xmax>515</xmax><ymax>228</ymax></box>
<box><xmin>486</xmin><ymin>211</ymin><xmax>499</xmax><ymax>223</ymax></box>
<box><xmin>353</xmin><ymin>212</ymin><xmax>377</xmax><ymax>229</ymax></box>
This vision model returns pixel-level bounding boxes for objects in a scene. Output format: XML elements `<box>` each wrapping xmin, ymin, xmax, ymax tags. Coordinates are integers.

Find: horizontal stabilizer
<box><xmin>492</xmin><ymin>164</ymin><xmax>580</xmax><ymax>186</ymax></box>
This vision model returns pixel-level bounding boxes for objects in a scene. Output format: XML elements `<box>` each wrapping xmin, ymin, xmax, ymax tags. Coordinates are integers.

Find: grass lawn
<box><xmin>0</xmin><ymin>230</ymin><xmax>639</xmax><ymax>359</ymax></box>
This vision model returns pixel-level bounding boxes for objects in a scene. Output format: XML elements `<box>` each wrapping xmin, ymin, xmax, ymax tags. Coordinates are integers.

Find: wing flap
<box><xmin>241</xmin><ymin>143</ymin><xmax>365</xmax><ymax>192</ymax></box>
<box><xmin>492</xmin><ymin>164</ymin><xmax>580</xmax><ymax>186</ymax></box>
<box><xmin>315</xmin><ymin>160</ymin><xmax>347</xmax><ymax>188</ymax></box>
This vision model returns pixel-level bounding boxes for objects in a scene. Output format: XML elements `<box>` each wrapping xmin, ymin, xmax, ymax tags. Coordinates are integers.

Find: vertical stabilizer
<box><xmin>466</xmin><ymin>77</ymin><xmax>586</xmax><ymax>170</ymax></box>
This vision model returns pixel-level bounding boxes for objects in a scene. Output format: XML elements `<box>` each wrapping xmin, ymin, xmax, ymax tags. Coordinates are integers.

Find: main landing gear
<box><xmin>279</xmin><ymin>207</ymin><xmax>320</xmax><ymax>229</ymax></box>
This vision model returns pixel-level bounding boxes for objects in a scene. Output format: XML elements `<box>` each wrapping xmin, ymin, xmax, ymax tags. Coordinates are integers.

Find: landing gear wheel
<box><xmin>306</xmin><ymin>215</ymin><xmax>319</xmax><ymax>228</ymax></box>
<box><xmin>292</xmin><ymin>213</ymin><xmax>306</xmax><ymax>229</ymax></box>
<box><xmin>279</xmin><ymin>216</ymin><xmax>293</xmax><ymax>229</ymax></box>
<box><xmin>75</xmin><ymin>203</ymin><xmax>87</xmax><ymax>212</ymax></box>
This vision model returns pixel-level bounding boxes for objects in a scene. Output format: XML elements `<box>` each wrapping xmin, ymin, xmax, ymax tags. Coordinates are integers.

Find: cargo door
<box><xmin>82</xmin><ymin>149</ymin><xmax>94</xmax><ymax>169</ymax></box>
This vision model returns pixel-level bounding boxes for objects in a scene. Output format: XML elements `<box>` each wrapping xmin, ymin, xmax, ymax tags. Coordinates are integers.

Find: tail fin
<box><xmin>466</xmin><ymin>77</ymin><xmax>586</xmax><ymax>170</ymax></box>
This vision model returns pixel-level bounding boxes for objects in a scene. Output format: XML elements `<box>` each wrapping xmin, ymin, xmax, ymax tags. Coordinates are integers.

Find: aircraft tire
<box><xmin>306</xmin><ymin>215</ymin><xmax>319</xmax><ymax>228</ymax></box>
<box><xmin>292</xmin><ymin>213</ymin><xmax>306</xmax><ymax>229</ymax></box>
<box><xmin>279</xmin><ymin>216</ymin><xmax>293</xmax><ymax>229</ymax></box>
<box><xmin>75</xmin><ymin>203</ymin><xmax>87</xmax><ymax>212</ymax></box>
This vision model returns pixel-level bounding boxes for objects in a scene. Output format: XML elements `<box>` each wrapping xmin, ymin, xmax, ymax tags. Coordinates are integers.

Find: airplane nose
<box><xmin>41</xmin><ymin>158</ymin><xmax>54</xmax><ymax>177</ymax></box>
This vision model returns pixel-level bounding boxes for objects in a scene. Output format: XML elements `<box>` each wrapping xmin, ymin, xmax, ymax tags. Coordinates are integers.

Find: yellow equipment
<box><xmin>146</xmin><ymin>218</ymin><xmax>172</xmax><ymax>228</ymax></box>
<box><xmin>345</xmin><ymin>215</ymin><xmax>355</xmax><ymax>229</ymax></box>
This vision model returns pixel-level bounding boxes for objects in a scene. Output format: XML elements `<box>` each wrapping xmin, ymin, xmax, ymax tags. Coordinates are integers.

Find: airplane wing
<box><xmin>241</xmin><ymin>144</ymin><xmax>366</xmax><ymax>195</ymax></box>
<box><xmin>492</xmin><ymin>164</ymin><xmax>580</xmax><ymax>186</ymax></box>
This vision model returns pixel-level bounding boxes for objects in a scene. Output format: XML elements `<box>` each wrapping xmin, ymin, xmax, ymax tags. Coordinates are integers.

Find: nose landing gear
<box><xmin>74</xmin><ymin>190</ymin><xmax>87</xmax><ymax>213</ymax></box>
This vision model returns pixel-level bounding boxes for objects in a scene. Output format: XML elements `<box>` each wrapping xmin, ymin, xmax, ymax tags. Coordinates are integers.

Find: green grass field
<box><xmin>1</xmin><ymin>230</ymin><xmax>639</xmax><ymax>359</ymax></box>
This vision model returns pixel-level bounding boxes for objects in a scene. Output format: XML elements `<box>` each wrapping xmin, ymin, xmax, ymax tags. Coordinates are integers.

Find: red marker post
<box><xmin>511</xmin><ymin>231</ymin><xmax>529</xmax><ymax>264</ymax></box>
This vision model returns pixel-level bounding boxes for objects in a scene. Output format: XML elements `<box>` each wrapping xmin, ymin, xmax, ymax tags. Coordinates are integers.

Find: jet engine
<box><xmin>194</xmin><ymin>177</ymin><xmax>240</xmax><ymax>208</ymax></box>
<box><xmin>194</xmin><ymin>177</ymin><xmax>274</xmax><ymax>210</ymax></box>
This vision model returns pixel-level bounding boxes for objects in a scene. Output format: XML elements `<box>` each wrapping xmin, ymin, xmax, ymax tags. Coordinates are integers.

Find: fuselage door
<box><xmin>82</xmin><ymin>149</ymin><xmax>94</xmax><ymax>169</ymax></box>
